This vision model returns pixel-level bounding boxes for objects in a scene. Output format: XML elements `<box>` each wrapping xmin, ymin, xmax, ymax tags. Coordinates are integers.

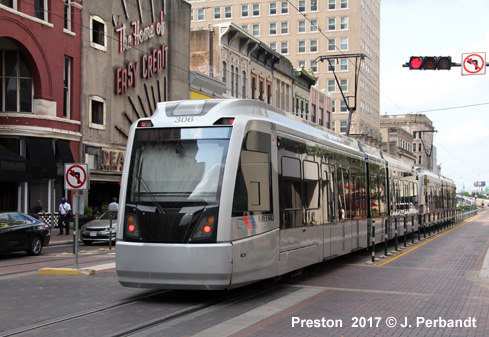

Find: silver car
<box><xmin>80</xmin><ymin>211</ymin><xmax>117</xmax><ymax>245</ymax></box>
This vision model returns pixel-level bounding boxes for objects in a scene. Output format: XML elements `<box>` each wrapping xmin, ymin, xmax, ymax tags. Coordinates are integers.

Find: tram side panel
<box><xmin>228</xmin><ymin>125</ymin><xmax>281</xmax><ymax>288</ymax></box>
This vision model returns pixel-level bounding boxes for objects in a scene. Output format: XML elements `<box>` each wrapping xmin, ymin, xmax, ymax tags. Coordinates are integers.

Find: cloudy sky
<box><xmin>380</xmin><ymin>0</ymin><xmax>489</xmax><ymax>192</ymax></box>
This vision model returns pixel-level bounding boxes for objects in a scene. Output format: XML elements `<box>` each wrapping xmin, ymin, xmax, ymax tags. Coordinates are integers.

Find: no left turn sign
<box><xmin>462</xmin><ymin>52</ymin><xmax>486</xmax><ymax>75</ymax></box>
<box><xmin>64</xmin><ymin>163</ymin><xmax>90</xmax><ymax>190</ymax></box>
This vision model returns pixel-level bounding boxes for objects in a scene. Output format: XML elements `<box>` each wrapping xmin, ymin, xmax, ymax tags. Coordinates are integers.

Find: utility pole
<box><xmin>314</xmin><ymin>53</ymin><xmax>366</xmax><ymax>137</ymax></box>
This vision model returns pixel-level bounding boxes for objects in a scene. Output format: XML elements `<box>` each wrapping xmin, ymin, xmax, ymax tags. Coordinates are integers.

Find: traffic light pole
<box><xmin>314</xmin><ymin>53</ymin><xmax>367</xmax><ymax>137</ymax></box>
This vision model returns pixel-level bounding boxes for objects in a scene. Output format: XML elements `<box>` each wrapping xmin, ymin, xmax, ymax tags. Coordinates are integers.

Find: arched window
<box><xmin>222</xmin><ymin>61</ymin><xmax>227</xmax><ymax>86</ymax></box>
<box><xmin>242</xmin><ymin>71</ymin><xmax>247</xmax><ymax>98</ymax></box>
<box><xmin>0</xmin><ymin>38</ymin><xmax>33</xmax><ymax>113</ymax></box>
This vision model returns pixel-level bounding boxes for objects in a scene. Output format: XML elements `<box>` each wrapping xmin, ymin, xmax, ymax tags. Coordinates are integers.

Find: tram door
<box><xmin>322</xmin><ymin>164</ymin><xmax>335</xmax><ymax>259</ymax></box>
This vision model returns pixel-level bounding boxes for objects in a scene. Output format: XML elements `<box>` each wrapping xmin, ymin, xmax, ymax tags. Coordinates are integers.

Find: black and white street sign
<box><xmin>462</xmin><ymin>52</ymin><xmax>486</xmax><ymax>75</ymax></box>
<box><xmin>64</xmin><ymin>163</ymin><xmax>90</xmax><ymax>190</ymax></box>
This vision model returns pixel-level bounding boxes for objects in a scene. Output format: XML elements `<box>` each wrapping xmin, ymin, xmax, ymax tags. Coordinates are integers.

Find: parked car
<box><xmin>80</xmin><ymin>211</ymin><xmax>117</xmax><ymax>245</ymax></box>
<box><xmin>0</xmin><ymin>212</ymin><xmax>51</xmax><ymax>256</ymax></box>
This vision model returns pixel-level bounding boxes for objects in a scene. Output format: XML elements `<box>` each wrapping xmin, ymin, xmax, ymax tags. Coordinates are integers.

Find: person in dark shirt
<box><xmin>28</xmin><ymin>200</ymin><xmax>47</xmax><ymax>219</ymax></box>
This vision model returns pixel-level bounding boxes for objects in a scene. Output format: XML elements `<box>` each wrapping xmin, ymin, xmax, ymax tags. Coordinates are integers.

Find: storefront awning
<box><xmin>26</xmin><ymin>138</ymin><xmax>57</xmax><ymax>179</ymax></box>
<box><xmin>0</xmin><ymin>145</ymin><xmax>32</xmax><ymax>182</ymax></box>
<box><xmin>56</xmin><ymin>140</ymin><xmax>74</xmax><ymax>164</ymax></box>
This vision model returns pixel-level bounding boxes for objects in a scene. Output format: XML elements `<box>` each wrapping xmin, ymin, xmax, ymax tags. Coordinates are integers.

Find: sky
<box><xmin>380</xmin><ymin>0</ymin><xmax>489</xmax><ymax>193</ymax></box>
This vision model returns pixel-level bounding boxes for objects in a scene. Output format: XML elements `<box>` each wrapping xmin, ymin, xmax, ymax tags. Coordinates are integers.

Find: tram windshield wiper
<box><xmin>136</xmin><ymin>157</ymin><xmax>166</xmax><ymax>214</ymax></box>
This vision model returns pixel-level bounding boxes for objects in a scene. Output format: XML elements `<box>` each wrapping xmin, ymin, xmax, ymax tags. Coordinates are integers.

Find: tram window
<box><xmin>337</xmin><ymin>168</ymin><xmax>350</xmax><ymax>220</ymax></box>
<box><xmin>303</xmin><ymin>160</ymin><xmax>319</xmax><ymax>209</ymax></box>
<box><xmin>281</xmin><ymin>157</ymin><xmax>302</xmax><ymax>210</ymax></box>
<box><xmin>232</xmin><ymin>131</ymin><xmax>272</xmax><ymax>216</ymax></box>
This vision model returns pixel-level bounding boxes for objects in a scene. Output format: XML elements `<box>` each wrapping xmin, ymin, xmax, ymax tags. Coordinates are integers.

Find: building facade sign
<box><xmin>101</xmin><ymin>149</ymin><xmax>125</xmax><ymax>172</ymax></box>
<box><xmin>116</xmin><ymin>11</ymin><xmax>165</xmax><ymax>53</ymax></box>
<box><xmin>115</xmin><ymin>44</ymin><xmax>168</xmax><ymax>95</ymax></box>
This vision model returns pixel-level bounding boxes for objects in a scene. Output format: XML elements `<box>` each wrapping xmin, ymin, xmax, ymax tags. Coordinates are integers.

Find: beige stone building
<box><xmin>380</xmin><ymin>114</ymin><xmax>437</xmax><ymax>171</ymax></box>
<box><xmin>189</xmin><ymin>0</ymin><xmax>380</xmax><ymax>145</ymax></box>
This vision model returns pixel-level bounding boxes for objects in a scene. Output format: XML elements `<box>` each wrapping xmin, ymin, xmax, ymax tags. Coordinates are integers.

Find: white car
<box><xmin>80</xmin><ymin>211</ymin><xmax>117</xmax><ymax>245</ymax></box>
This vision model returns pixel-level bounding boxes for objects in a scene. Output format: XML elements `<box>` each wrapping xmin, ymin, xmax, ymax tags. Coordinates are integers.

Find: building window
<box><xmin>214</xmin><ymin>7</ymin><xmax>221</xmax><ymax>19</ymax></box>
<box><xmin>231</xmin><ymin>66</ymin><xmax>234</xmax><ymax>96</ymax></box>
<box><xmin>298</xmin><ymin>0</ymin><xmax>305</xmax><ymax>12</ymax></box>
<box><xmin>419</xmin><ymin>156</ymin><xmax>422</xmax><ymax>164</ymax></box>
<box><xmin>298</xmin><ymin>60</ymin><xmax>305</xmax><ymax>68</ymax></box>
<box><xmin>64</xmin><ymin>0</ymin><xmax>72</xmax><ymax>31</ymax></box>
<box><xmin>298</xmin><ymin>20</ymin><xmax>306</xmax><ymax>33</ymax></box>
<box><xmin>1</xmin><ymin>0</ymin><xmax>15</xmax><ymax>9</ymax></box>
<box><xmin>269</xmin><ymin>22</ymin><xmax>277</xmax><ymax>35</ymax></box>
<box><xmin>328</xmin><ymin>0</ymin><xmax>335</xmax><ymax>10</ymax></box>
<box><xmin>328</xmin><ymin>62</ymin><xmax>335</xmax><ymax>72</ymax></box>
<box><xmin>34</xmin><ymin>0</ymin><xmax>47</xmax><ymax>21</ymax></box>
<box><xmin>310</xmin><ymin>19</ymin><xmax>318</xmax><ymax>32</ymax></box>
<box><xmin>340</xmin><ymin>17</ymin><xmax>348</xmax><ymax>30</ymax></box>
<box><xmin>280</xmin><ymin>42</ymin><xmax>288</xmax><ymax>54</ymax></box>
<box><xmin>90</xmin><ymin>15</ymin><xmax>107</xmax><ymax>51</ymax></box>
<box><xmin>311</xmin><ymin>0</ymin><xmax>318</xmax><ymax>11</ymax></box>
<box><xmin>319</xmin><ymin>107</ymin><xmax>324</xmax><ymax>125</ymax></box>
<box><xmin>310</xmin><ymin>39</ymin><xmax>318</xmax><ymax>52</ymax></box>
<box><xmin>327</xmin><ymin>80</ymin><xmax>335</xmax><ymax>92</ymax></box>
<box><xmin>197</xmin><ymin>8</ymin><xmax>204</xmax><ymax>20</ymax></box>
<box><xmin>340</xmin><ymin>37</ymin><xmax>348</xmax><ymax>50</ymax></box>
<box><xmin>222</xmin><ymin>61</ymin><xmax>227</xmax><ymax>86</ymax></box>
<box><xmin>339</xmin><ymin>58</ymin><xmax>348</xmax><ymax>70</ymax></box>
<box><xmin>252</xmin><ymin>4</ymin><xmax>260</xmax><ymax>16</ymax></box>
<box><xmin>328</xmin><ymin>38</ymin><xmax>335</xmax><ymax>51</ymax></box>
<box><xmin>241</xmin><ymin>24</ymin><xmax>249</xmax><ymax>32</ymax></box>
<box><xmin>328</xmin><ymin>18</ymin><xmax>335</xmax><ymax>30</ymax></box>
<box><xmin>298</xmin><ymin>40</ymin><xmax>306</xmax><ymax>53</ymax></box>
<box><xmin>269</xmin><ymin>42</ymin><xmax>277</xmax><ymax>51</ymax></box>
<box><xmin>340</xmin><ymin>79</ymin><xmax>348</xmax><ymax>92</ymax></box>
<box><xmin>89</xmin><ymin>96</ymin><xmax>106</xmax><ymax>129</ymax></box>
<box><xmin>310</xmin><ymin>60</ymin><xmax>318</xmax><ymax>72</ymax></box>
<box><xmin>252</xmin><ymin>24</ymin><xmax>260</xmax><ymax>36</ymax></box>
<box><xmin>241</xmin><ymin>5</ymin><xmax>249</xmax><ymax>17</ymax></box>
<box><xmin>242</xmin><ymin>71</ymin><xmax>247</xmax><ymax>98</ymax></box>
<box><xmin>281</xmin><ymin>1</ymin><xmax>288</xmax><ymax>14</ymax></box>
<box><xmin>340</xmin><ymin>121</ymin><xmax>347</xmax><ymax>133</ymax></box>
<box><xmin>0</xmin><ymin>46</ymin><xmax>33</xmax><ymax>113</ymax></box>
<box><xmin>340</xmin><ymin>0</ymin><xmax>348</xmax><ymax>9</ymax></box>
<box><xmin>235</xmin><ymin>71</ymin><xmax>239</xmax><ymax>98</ymax></box>
<box><xmin>269</xmin><ymin>2</ymin><xmax>277</xmax><ymax>15</ymax></box>
<box><xmin>311</xmin><ymin>104</ymin><xmax>316</xmax><ymax>123</ymax></box>
<box><xmin>340</xmin><ymin>100</ymin><xmax>348</xmax><ymax>112</ymax></box>
<box><xmin>225</xmin><ymin>6</ymin><xmax>232</xmax><ymax>18</ymax></box>
<box><xmin>281</xmin><ymin>21</ymin><xmax>288</xmax><ymax>34</ymax></box>
<box><xmin>63</xmin><ymin>56</ymin><xmax>72</xmax><ymax>118</ymax></box>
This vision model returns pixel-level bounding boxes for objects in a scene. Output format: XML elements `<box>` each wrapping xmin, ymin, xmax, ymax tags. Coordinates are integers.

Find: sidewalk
<box><xmin>48</xmin><ymin>229</ymin><xmax>81</xmax><ymax>246</ymax></box>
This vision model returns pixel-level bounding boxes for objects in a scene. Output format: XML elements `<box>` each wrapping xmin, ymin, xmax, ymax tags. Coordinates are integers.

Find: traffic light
<box><xmin>407</xmin><ymin>56</ymin><xmax>452</xmax><ymax>70</ymax></box>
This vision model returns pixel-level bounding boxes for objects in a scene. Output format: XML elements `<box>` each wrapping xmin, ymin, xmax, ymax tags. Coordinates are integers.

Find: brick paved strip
<box><xmin>191</xmin><ymin>287</ymin><xmax>324</xmax><ymax>337</ymax></box>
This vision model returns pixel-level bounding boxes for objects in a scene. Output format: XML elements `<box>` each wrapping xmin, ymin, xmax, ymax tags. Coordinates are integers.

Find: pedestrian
<box><xmin>108</xmin><ymin>197</ymin><xmax>119</xmax><ymax>212</ymax></box>
<box><xmin>58</xmin><ymin>197</ymin><xmax>72</xmax><ymax>235</ymax></box>
<box><xmin>28</xmin><ymin>200</ymin><xmax>47</xmax><ymax>220</ymax></box>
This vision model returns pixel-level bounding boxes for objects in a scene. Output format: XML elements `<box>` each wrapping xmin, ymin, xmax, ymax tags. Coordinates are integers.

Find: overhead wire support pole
<box><xmin>314</xmin><ymin>53</ymin><xmax>367</xmax><ymax>137</ymax></box>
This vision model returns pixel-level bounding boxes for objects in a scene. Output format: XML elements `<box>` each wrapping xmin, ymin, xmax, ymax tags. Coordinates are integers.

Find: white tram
<box><xmin>116</xmin><ymin>99</ymin><xmax>456</xmax><ymax>290</ymax></box>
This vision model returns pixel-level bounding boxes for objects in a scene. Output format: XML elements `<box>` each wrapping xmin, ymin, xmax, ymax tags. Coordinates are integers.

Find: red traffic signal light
<box><xmin>407</xmin><ymin>56</ymin><xmax>452</xmax><ymax>70</ymax></box>
<box><xmin>409</xmin><ymin>57</ymin><xmax>423</xmax><ymax>70</ymax></box>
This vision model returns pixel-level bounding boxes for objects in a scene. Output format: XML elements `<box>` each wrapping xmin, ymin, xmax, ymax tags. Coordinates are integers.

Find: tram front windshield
<box><xmin>127</xmin><ymin>127</ymin><xmax>231</xmax><ymax>206</ymax></box>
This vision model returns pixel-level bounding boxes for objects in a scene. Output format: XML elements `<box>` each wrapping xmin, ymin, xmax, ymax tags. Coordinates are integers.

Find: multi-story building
<box><xmin>80</xmin><ymin>0</ymin><xmax>190</xmax><ymax>211</ymax></box>
<box><xmin>380</xmin><ymin>114</ymin><xmax>437</xmax><ymax>171</ymax></box>
<box><xmin>0</xmin><ymin>0</ymin><xmax>82</xmax><ymax>214</ymax></box>
<box><xmin>189</xmin><ymin>0</ymin><xmax>380</xmax><ymax>144</ymax></box>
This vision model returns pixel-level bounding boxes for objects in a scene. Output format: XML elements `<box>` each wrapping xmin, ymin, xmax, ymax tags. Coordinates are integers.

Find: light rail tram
<box><xmin>116</xmin><ymin>99</ymin><xmax>456</xmax><ymax>290</ymax></box>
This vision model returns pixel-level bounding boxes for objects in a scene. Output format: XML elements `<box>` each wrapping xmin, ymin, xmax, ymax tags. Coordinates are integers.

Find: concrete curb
<box><xmin>37</xmin><ymin>268</ymin><xmax>96</xmax><ymax>276</ymax></box>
